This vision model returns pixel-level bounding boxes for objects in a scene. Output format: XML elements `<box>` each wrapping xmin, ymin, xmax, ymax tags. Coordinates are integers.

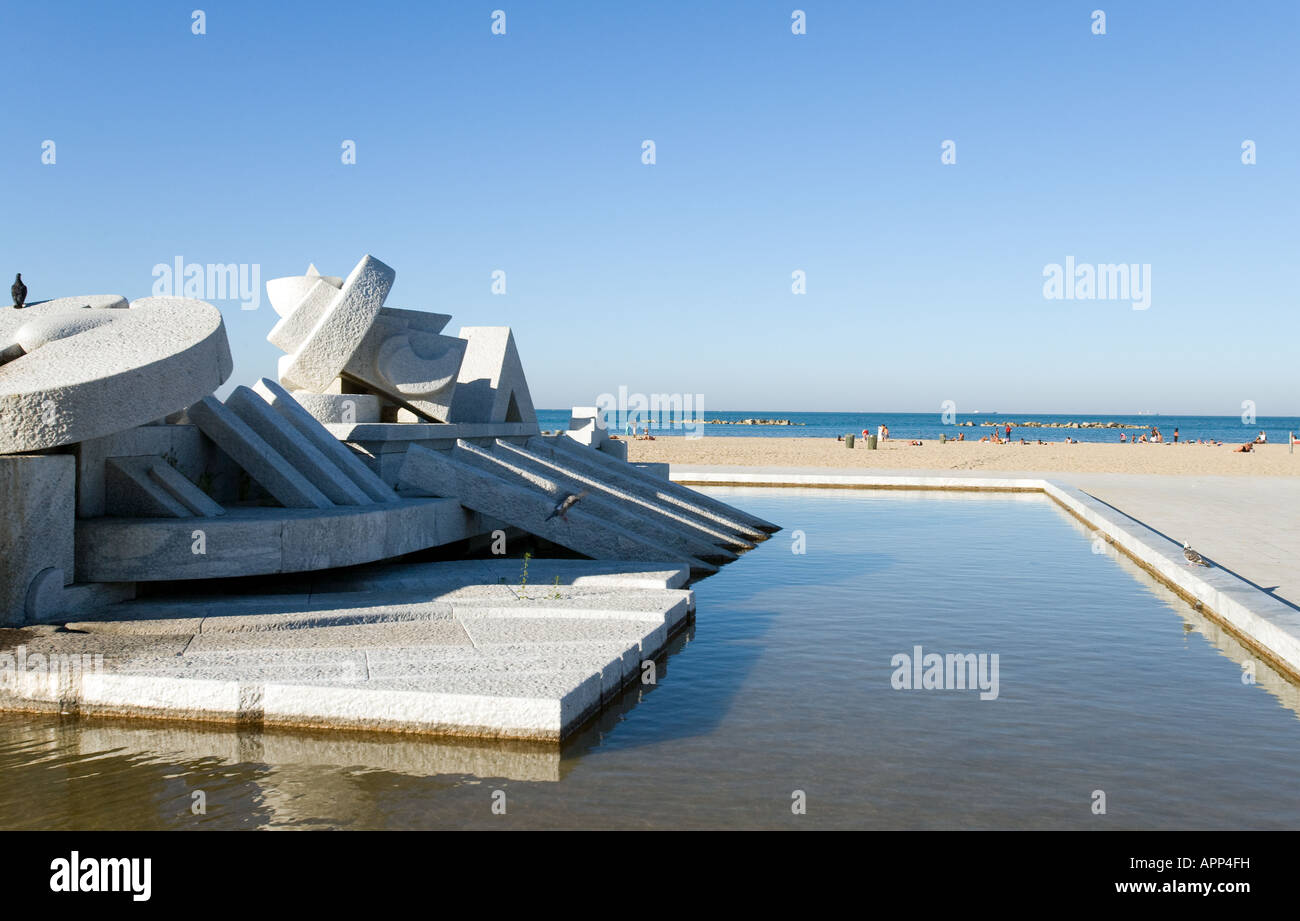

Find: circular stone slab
<box><xmin>20</xmin><ymin>294</ymin><xmax>129</xmax><ymax>312</ymax></box>
<box><xmin>0</xmin><ymin>296</ymin><xmax>233</xmax><ymax>453</ymax></box>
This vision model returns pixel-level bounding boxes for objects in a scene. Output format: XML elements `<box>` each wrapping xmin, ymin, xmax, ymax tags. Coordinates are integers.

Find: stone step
<box><xmin>187</xmin><ymin>395</ymin><xmax>333</xmax><ymax>509</ymax></box>
<box><xmin>225</xmin><ymin>385</ymin><xmax>371</xmax><ymax>506</ymax></box>
<box><xmin>148</xmin><ymin>456</ymin><xmax>226</xmax><ymax>516</ymax></box>
<box><xmin>398</xmin><ymin>442</ymin><xmax>716</xmax><ymax>575</ymax></box>
<box><xmin>534</xmin><ymin>434</ymin><xmax>775</xmax><ymax>540</ymax></box>
<box><xmin>252</xmin><ymin>378</ymin><xmax>395</xmax><ymax>502</ymax></box>
<box><xmin>453</xmin><ymin>440</ymin><xmax>737</xmax><ymax>564</ymax></box>
<box><xmin>494</xmin><ymin>439</ymin><xmax>753</xmax><ymax>551</ymax></box>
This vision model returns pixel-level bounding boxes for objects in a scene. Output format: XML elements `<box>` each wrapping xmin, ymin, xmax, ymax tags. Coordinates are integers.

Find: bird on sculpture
<box><xmin>1182</xmin><ymin>541</ymin><xmax>1210</xmax><ymax>567</ymax></box>
<box><xmin>11</xmin><ymin>274</ymin><xmax>26</xmax><ymax>309</ymax></box>
<box><xmin>545</xmin><ymin>491</ymin><xmax>587</xmax><ymax>522</ymax></box>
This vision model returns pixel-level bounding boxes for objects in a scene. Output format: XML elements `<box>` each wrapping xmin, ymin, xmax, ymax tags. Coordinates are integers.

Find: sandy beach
<box><xmin>624</xmin><ymin>436</ymin><xmax>1299</xmax><ymax>477</ymax></box>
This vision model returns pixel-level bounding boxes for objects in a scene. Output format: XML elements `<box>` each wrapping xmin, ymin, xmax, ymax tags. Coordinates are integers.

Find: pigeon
<box><xmin>1183</xmin><ymin>541</ymin><xmax>1210</xmax><ymax>567</ymax></box>
<box><xmin>545</xmin><ymin>490</ymin><xmax>587</xmax><ymax>522</ymax></box>
<box><xmin>11</xmin><ymin>274</ymin><xmax>26</xmax><ymax>309</ymax></box>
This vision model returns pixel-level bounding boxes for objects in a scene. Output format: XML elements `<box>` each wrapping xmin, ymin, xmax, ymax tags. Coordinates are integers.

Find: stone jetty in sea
<box><xmin>971</xmin><ymin>420</ymin><xmax>1146</xmax><ymax>429</ymax></box>
<box><xmin>704</xmin><ymin>418</ymin><xmax>804</xmax><ymax>426</ymax></box>
<box><xmin>0</xmin><ymin>255</ymin><xmax>777</xmax><ymax>740</ymax></box>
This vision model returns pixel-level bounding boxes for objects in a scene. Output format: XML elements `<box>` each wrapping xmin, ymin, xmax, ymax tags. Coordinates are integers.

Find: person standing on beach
<box><xmin>1173</xmin><ymin>428</ymin><xmax>1179</xmax><ymax>443</ymax></box>
<box><xmin>1005</xmin><ymin>423</ymin><xmax>1012</xmax><ymax>443</ymax></box>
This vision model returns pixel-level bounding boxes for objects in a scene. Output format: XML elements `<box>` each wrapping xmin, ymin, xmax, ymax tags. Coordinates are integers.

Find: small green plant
<box><xmin>519</xmin><ymin>551</ymin><xmax>531</xmax><ymax>597</ymax></box>
<box><xmin>551</xmin><ymin>575</ymin><xmax>562</xmax><ymax>599</ymax></box>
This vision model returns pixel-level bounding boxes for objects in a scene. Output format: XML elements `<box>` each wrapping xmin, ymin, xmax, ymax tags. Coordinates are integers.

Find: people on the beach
<box><xmin>1120</xmin><ymin>433</ymin><xmax>1127</xmax><ymax>442</ymax></box>
<box><xmin>1005</xmin><ymin>423</ymin><xmax>1012</xmax><ymax>443</ymax></box>
<box><xmin>1234</xmin><ymin>441</ymin><xmax>1254</xmax><ymax>453</ymax></box>
<box><xmin>1256</xmin><ymin>431</ymin><xmax>1267</xmax><ymax>444</ymax></box>
<box><xmin>1173</xmin><ymin>428</ymin><xmax>1179</xmax><ymax>443</ymax></box>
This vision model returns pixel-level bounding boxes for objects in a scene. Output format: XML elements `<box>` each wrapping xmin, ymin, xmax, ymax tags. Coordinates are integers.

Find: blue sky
<box><xmin>3</xmin><ymin>1</ymin><xmax>1296</xmax><ymax>414</ymax></box>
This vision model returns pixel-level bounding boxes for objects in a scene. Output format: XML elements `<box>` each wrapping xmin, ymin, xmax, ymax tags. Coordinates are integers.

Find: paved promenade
<box><xmin>672</xmin><ymin>465</ymin><xmax>1300</xmax><ymax>611</ymax></box>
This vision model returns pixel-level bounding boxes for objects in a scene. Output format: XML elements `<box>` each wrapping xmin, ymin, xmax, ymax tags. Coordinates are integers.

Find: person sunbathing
<box><xmin>1234</xmin><ymin>441</ymin><xmax>1254</xmax><ymax>453</ymax></box>
<box><xmin>909</xmin><ymin>440</ymin><xmax>923</xmax><ymax>446</ymax></box>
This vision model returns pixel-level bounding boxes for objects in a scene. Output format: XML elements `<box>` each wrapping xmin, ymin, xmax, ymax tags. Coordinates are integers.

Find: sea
<box><xmin>536</xmin><ymin>410</ymin><xmax>1298</xmax><ymax>446</ymax></box>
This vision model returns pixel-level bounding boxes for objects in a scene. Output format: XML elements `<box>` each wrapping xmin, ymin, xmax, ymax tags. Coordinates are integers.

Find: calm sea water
<box><xmin>538</xmin><ymin>410</ymin><xmax>1299</xmax><ymax>445</ymax></box>
<box><xmin>2</xmin><ymin>488</ymin><xmax>1298</xmax><ymax>830</ymax></box>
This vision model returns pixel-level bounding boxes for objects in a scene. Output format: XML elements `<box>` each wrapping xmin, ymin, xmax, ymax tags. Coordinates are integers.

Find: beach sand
<box><xmin>624</xmin><ymin>436</ymin><xmax>1299</xmax><ymax>477</ymax></box>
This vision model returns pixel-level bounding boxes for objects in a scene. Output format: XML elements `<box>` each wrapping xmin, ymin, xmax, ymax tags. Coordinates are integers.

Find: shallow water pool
<box><xmin>2</xmin><ymin>487</ymin><xmax>1298</xmax><ymax>830</ymax></box>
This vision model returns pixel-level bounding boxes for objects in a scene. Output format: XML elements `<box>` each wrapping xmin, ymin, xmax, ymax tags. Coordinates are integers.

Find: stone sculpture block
<box><xmin>447</xmin><ymin>327</ymin><xmax>536</xmax><ymax>425</ymax></box>
<box><xmin>187</xmin><ymin>395</ymin><xmax>333</xmax><ymax>509</ymax></box>
<box><xmin>225</xmin><ymin>386</ymin><xmax>371</xmax><ymax>506</ymax></box>
<box><xmin>251</xmin><ymin>378</ymin><xmax>395</xmax><ymax>502</ymax></box>
<box><xmin>291</xmin><ymin>392</ymin><xmax>382</xmax><ymax>424</ymax></box>
<box><xmin>0</xmin><ymin>454</ymin><xmax>74</xmax><ymax>626</ymax></box>
<box><xmin>0</xmin><ymin>296</ymin><xmax>232</xmax><ymax>454</ymax></box>
<box><xmin>279</xmin><ymin>255</ymin><xmax>395</xmax><ymax>392</ymax></box>
<box><xmin>342</xmin><ymin>309</ymin><xmax>464</xmax><ymax>422</ymax></box>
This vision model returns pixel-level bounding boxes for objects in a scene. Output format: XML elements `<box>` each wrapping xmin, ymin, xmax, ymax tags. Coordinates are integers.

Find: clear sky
<box><xmin>3</xmin><ymin>1</ymin><xmax>1296</xmax><ymax>415</ymax></box>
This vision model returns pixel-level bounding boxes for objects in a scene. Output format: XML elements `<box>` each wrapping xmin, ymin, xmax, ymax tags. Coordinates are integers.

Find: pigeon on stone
<box><xmin>1183</xmin><ymin>541</ymin><xmax>1210</xmax><ymax>567</ymax></box>
<box><xmin>11</xmin><ymin>274</ymin><xmax>26</xmax><ymax>309</ymax></box>
<box><xmin>545</xmin><ymin>490</ymin><xmax>587</xmax><ymax>522</ymax></box>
